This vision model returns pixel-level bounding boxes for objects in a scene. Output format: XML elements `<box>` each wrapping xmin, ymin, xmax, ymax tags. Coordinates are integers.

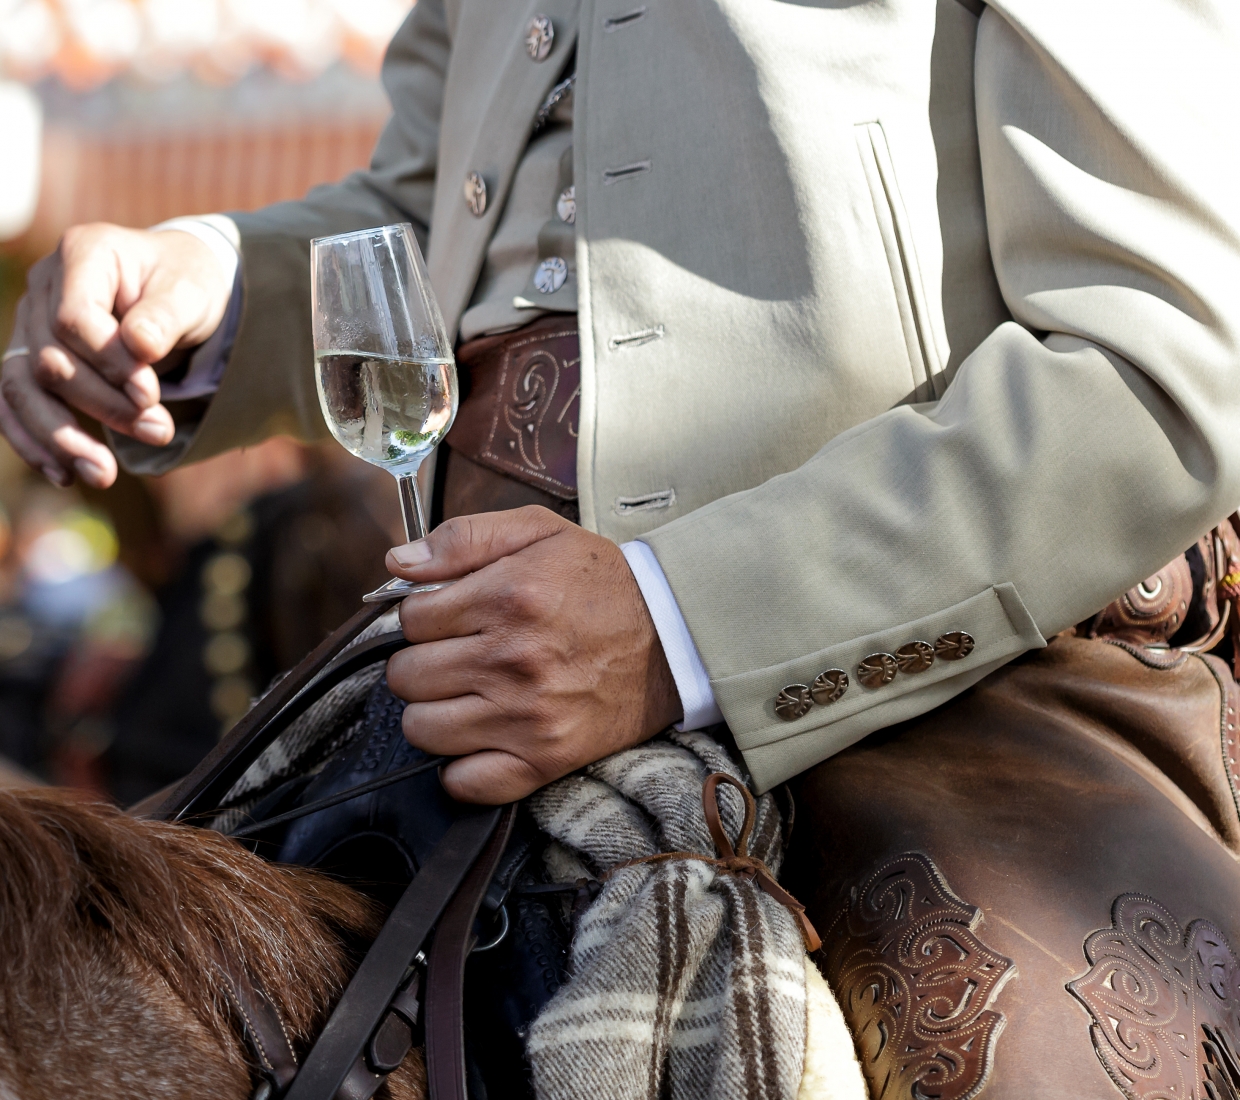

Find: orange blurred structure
<box><xmin>1</xmin><ymin>0</ymin><xmax>411</xmax><ymax>254</ymax></box>
<box><xmin>0</xmin><ymin>2</ymin><xmax>412</xmax><ymax>792</ymax></box>
<box><xmin>31</xmin><ymin>112</ymin><xmax>384</xmax><ymax>250</ymax></box>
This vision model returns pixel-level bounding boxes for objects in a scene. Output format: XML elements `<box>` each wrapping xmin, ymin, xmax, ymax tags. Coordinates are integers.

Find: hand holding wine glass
<box><xmin>311</xmin><ymin>223</ymin><xmax>458</xmax><ymax>602</ymax></box>
<box><xmin>312</xmin><ymin>223</ymin><xmax>681</xmax><ymax>803</ymax></box>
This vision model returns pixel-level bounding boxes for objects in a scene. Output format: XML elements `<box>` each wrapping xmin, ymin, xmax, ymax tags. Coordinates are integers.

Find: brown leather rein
<box><xmin>140</xmin><ymin>595</ymin><xmax>515</xmax><ymax>1100</ymax></box>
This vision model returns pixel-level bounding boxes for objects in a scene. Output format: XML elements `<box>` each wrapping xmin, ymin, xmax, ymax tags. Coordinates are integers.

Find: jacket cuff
<box><xmin>620</xmin><ymin>540</ymin><xmax>723</xmax><ymax>731</ymax></box>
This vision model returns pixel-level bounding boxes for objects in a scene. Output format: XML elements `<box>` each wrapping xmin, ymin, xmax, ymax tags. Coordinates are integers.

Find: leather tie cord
<box><xmin>606</xmin><ymin>772</ymin><xmax>822</xmax><ymax>953</ymax></box>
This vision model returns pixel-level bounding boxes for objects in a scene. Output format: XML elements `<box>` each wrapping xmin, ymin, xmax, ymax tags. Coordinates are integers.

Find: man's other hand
<box><xmin>0</xmin><ymin>224</ymin><xmax>233</xmax><ymax>489</ymax></box>
<box><xmin>384</xmin><ymin>506</ymin><xmax>683</xmax><ymax>803</ymax></box>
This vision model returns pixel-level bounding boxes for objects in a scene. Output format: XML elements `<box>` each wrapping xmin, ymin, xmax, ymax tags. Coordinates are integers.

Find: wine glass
<box><xmin>311</xmin><ymin>223</ymin><xmax>458</xmax><ymax>603</ymax></box>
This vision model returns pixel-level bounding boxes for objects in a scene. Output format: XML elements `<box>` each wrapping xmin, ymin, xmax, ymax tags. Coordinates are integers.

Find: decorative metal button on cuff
<box><xmin>857</xmin><ymin>652</ymin><xmax>898</xmax><ymax>689</ymax></box>
<box><xmin>934</xmin><ymin>630</ymin><xmax>975</xmax><ymax>660</ymax></box>
<box><xmin>556</xmin><ymin>184</ymin><xmax>576</xmax><ymax>224</ymax></box>
<box><xmin>774</xmin><ymin>631</ymin><xmax>977</xmax><ymax>719</ymax></box>
<box><xmin>811</xmin><ymin>668</ymin><xmax>848</xmax><ymax>705</ymax></box>
<box><xmin>895</xmin><ymin>640</ymin><xmax>935</xmax><ymax>674</ymax></box>
<box><xmin>524</xmin><ymin>14</ymin><xmax>555</xmax><ymax>60</ymax></box>
<box><xmin>774</xmin><ymin>684</ymin><xmax>813</xmax><ymax>721</ymax></box>
<box><xmin>464</xmin><ymin>171</ymin><xmax>487</xmax><ymax>216</ymax></box>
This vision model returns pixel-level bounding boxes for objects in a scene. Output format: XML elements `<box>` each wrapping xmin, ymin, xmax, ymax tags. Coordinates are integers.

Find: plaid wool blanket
<box><xmin>526</xmin><ymin>731</ymin><xmax>809</xmax><ymax>1100</ymax></box>
<box><xmin>208</xmin><ymin>614</ymin><xmax>861</xmax><ymax>1098</ymax></box>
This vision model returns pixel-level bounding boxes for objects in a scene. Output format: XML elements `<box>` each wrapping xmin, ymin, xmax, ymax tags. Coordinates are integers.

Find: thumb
<box><xmin>117</xmin><ymin>285</ymin><xmax>194</xmax><ymax>364</ymax></box>
<box><xmin>386</xmin><ymin>505</ymin><xmax>571</xmax><ymax>582</ymax></box>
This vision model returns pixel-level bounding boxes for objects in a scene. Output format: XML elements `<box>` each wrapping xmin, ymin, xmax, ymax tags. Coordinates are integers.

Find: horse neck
<box><xmin>0</xmin><ymin>788</ymin><xmax>425</xmax><ymax>1100</ymax></box>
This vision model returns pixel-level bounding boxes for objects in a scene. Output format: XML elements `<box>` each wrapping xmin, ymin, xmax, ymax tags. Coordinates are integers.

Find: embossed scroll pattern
<box><xmin>502</xmin><ymin>349</ymin><xmax>560</xmax><ymax>474</ymax></box>
<box><xmin>480</xmin><ymin>341</ymin><xmax>580</xmax><ymax>495</ymax></box>
<box><xmin>819</xmin><ymin>853</ymin><xmax>1015</xmax><ymax>1100</ymax></box>
<box><xmin>1068</xmin><ymin>893</ymin><xmax>1240</xmax><ymax>1100</ymax></box>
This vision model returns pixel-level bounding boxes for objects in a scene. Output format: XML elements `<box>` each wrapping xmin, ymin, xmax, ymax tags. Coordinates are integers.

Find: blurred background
<box><xmin>0</xmin><ymin>0</ymin><xmax>412</xmax><ymax>800</ymax></box>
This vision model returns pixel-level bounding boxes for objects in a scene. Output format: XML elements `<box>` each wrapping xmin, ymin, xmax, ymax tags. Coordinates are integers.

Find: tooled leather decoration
<box><xmin>818</xmin><ymin>852</ymin><xmax>1015</xmax><ymax>1100</ymax></box>
<box><xmin>481</xmin><ymin>333</ymin><xmax>580</xmax><ymax>496</ymax></box>
<box><xmin>1068</xmin><ymin>893</ymin><xmax>1240</xmax><ymax>1100</ymax></box>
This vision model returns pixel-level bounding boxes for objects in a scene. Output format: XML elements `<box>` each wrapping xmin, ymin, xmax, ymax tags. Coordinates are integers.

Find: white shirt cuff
<box><xmin>149</xmin><ymin>216</ymin><xmax>243</xmax><ymax>400</ymax></box>
<box><xmin>621</xmin><ymin>539</ymin><xmax>724</xmax><ymax>732</ymax></box>
<box><xmin>150</xmin><ymin>214</ymin><xmax>239</xmax><ymax>282</ymax></box>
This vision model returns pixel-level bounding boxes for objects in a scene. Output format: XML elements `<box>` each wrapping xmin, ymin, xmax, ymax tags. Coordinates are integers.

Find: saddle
<box><xmin>143</xmin><ymin>511</ymin><xmax>1240</xmax><ymax>1100</ymax></box>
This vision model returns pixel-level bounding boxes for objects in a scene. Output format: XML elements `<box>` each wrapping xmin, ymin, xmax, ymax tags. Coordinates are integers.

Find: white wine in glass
<box><xmin>311</xmin><ymin>223</ymin><xmax>459</xmax><ymax>603</ymax></box>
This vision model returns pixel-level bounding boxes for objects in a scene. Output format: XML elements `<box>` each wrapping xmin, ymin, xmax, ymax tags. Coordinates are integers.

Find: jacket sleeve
<box><xmin>115</xmin><ymin>0</ymin><xmax>451</xmax><ymax>476</ymax></box>
<box><xmin>640</xmin><ymin>0</ymin><xmax>1240</xmax><ymax>791</ymax></box>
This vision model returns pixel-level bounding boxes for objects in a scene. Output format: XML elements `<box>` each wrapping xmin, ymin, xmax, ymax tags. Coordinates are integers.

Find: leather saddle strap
<box><xmin>425</xmin><ymin>802</ymin><xmax>519</xmax><ymax>1100</ymax></box>
<box><xmin>150</xmin><ymin>599</ymin><xmax>397</xmax><ymax>822</ymax></box>
<box><xmin>216</xmin><ymin>962</ymin><xmax>299</xmax><ymax>1094</ymax></box>
<box><xmin>283</xmin><ymin>805</ymin><xmax>504</xmax><ymax>1100</ymax></box>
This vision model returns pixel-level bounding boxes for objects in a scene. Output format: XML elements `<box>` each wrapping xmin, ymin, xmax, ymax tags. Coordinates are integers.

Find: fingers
<box><xmin>385</xmin><ymin>634</ymin><xmax>489</xmax><ymax>701</ymax></box>
<box><xmin>49</xmin><ymin>226</ymin><xmax>166</xmax><ymax>398</ymax></box>
<box><xmin>0</xmin><ymin>303</ymin><xmax>60</xmax><ymax>480</ymax></box>
<box><xmin>401</xmin><ymin>699</ymin><xmax>559</xmax><ymax>804</ymax></box>
<box><xmin>0</xmin><ymin>350</ymin><xmax>118</xmax><ymax>487</ymax></box>
<box><xmin>440</xmin><ymin>752</ymin><xmax>546</xmax><ymax>804</ymax></box>
<box><xmin>0</xmin><ymin>386</ymin><xmax>68</xmax><ymax>486</ymax></box>
<box><xmin>396</xmin><ymin>566</ymin><xmax>504</xmax><ymax>644</ymax></box>
<box><xmin>386</xmin><ymin>506</ymin><xmax>571</xmax><ymax>584</ymax></box>
<box><xmin>27</xmin><ymin>286</ymin><xmax>174</xmax><ymax>446</ymax></box>
<box><xmin>401</xmin><ymin>696</ymin><xmax>513</xmax><ymax>758</ymax></box>
<box><xmin>119</xmin><ymin>258</ymin><xmax>228</xmax><ymax>366</ymax></box>
<box><xmin>32</xmin><ymin>342</ymin><xmax>173</xmax><ymax>445</ymax></box>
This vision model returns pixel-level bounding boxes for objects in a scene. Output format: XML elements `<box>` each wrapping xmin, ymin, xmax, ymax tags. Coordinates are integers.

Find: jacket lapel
<box><xmin>428</xmin><ymin>0</ymin><xmax>581</xmax><ymax>338</ymax></box>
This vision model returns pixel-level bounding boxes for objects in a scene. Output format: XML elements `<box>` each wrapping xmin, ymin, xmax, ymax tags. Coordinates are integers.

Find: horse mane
<box><xmin>0</xmin><ymin>787</ymin><xmax>425</xmax><ymax>1100</ymax></box>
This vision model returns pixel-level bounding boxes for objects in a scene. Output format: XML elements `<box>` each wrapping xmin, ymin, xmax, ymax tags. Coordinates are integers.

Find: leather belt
<box><xmin>447</xmin><ymin>314</ymin><xmax>580</xmax><ymax>501</ymax></box>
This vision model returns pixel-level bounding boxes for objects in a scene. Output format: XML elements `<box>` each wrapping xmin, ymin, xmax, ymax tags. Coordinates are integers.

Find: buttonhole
<box><xmin>603</xmin><ymin>7</ymin><xmax>647</xmax><ymax>31</ymax></box>
<box><xmin>608</xmin><ymin>324</ymin><xmax>664</xmax><ymax>350</ymax></box>
<box><xmin>603</xmin><ymin>160</ymin><xmax>652</xmax><ymax>184</ymax></box>
<box><xmin>614</xmin><ymin>489</ymin><xmax>675</xmax><ymax>515</ymax></box>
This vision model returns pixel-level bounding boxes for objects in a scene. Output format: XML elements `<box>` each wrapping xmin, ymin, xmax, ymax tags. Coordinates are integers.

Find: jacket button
<box><xmin>810</xmin><ymin>668</ymin><xmax>848</xmax><ymax>705</ymax></box>
<box><xmin>534</xmin><ymin>256</ymin><xmax>568</xmax><ymax>293</ymax></box>
<box><xmin>934</xmin><ymin>631</ymin><xmax>976</xmax><ymax>661</ymax></box>
<box><xmin>556</xmin><ymin>184</ymin><xmax>576</xmax><ymax>224</ymax></box>
<box><xmin>774</xmin><ymin>684</ymin><xmax>812</xmax><ymax>721</ymax></box>
<box><xmin>895</xmin><ymin>640</ymin><xmax>935</xmax><ymax>674</ymax></box>
<box><xmin>464</xmin><ymin>171</ymin><xmax>487</xmax><ymax>216</ymax></box>
<box><xmin>857</xmin><ymin>653</ymin><xmax>898</xmax><ymax>689</ymax></box>
<box><xmin>524</xmin><ymin>14</ymin><xmax>555</xmax><ymax>61</ymax></box>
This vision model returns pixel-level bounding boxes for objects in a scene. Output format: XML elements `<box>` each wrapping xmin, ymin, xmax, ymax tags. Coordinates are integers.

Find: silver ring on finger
<box><xmin>1</xmin><ymin>347</ymin><xmax>30</xmax><ymax>363</ymax></box>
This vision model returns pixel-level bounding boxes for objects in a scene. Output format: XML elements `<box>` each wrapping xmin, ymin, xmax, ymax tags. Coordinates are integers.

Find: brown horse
<box><xmin>0</xmin><ymin>786</ymin><xmax>426</xmax><ymax>1100</ymax></box>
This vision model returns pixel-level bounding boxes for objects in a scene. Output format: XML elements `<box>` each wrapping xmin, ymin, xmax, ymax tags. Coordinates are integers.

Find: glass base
<box><xmin>362</xmin><ymin>576</ymin><xmax>457</xmax><ymax>604</ymax></box>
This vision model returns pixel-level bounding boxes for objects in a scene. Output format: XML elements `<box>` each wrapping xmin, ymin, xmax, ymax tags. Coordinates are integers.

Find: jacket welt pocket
<box><xmin>854</xmin><ymin>121</ymin><xmax>942</xmax><ymax>397</ymax></box>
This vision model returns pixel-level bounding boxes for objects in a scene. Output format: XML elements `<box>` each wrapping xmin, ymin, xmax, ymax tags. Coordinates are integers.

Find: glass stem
<box><xmin>397</xmin><ymin>473</ymin><xmax>427</xmax><ymax>543</ymax></box>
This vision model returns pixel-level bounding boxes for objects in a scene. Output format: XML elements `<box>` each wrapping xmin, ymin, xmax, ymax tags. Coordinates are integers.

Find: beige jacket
<box><xmin>125</xmin><ymin>0</ymin><xmax>1240</xmax><ymax>790</ymax></box>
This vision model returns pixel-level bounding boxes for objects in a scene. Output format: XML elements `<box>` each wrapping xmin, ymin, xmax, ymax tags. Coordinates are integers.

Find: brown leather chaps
<box><xmin>440</xmin><ymin>317</ymin><xmax>1240</xmax><ymax>1099</ymax></box>
<box><xmin>785</xmin><ymin>634</ymin><xmax>1240</xmax><ymax>1100</ymax></box>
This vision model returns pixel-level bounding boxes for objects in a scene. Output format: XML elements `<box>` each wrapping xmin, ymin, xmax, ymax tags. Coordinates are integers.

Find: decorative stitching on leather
<box><xmin>1069</xmin><ymin>893</ymin><xmax>1240</xmax><ymax>1100</ymax></box>
<box><xmin>818</xmin><ymin>852</ymin><xmax>1015</xmax><ymax>1100</ymax></box>
<box><xmin>1103</xmin><ymin>638</ymin><xmax>1191</xmax><ymax>670</ymax></box>
<box><xmin>213</xmin><ymin>963</ymin><xmax>276</xmax><ymax>1072</ymax></box>
<box><xmin>1201</xmin><ymin>654</ymin><xmax>1240</xmax><ymax>836</ymax></box>
<box><xmin>271</xmin><ymin>1003</ymin><xmax>297</xmax><ymax>1069</ymax></box>
<box><xmin>477</xmin><ymin>326</ymin><xmax>579</xmax><ymax>496</ymax></box>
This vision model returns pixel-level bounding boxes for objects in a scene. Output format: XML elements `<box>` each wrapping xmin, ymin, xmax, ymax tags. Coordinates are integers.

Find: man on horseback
<box><xmin>3</xmin><ymin>1</ymin><xmax>1239</xmax><ymax>1096</ymax></box>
